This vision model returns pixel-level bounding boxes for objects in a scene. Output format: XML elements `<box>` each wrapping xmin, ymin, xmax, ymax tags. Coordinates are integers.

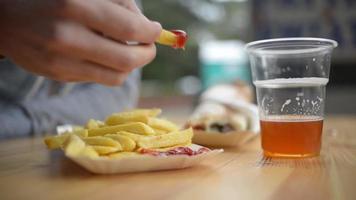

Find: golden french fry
<box><xmin>63</xmin><ymin>135</ymin><xmax>86</xmax><ymax>157</ymax></box>
<box><xmin>106</xmin><ymin>115</ymin><xmax>148</xmax><ymax>126</ymax></box>
<box><xmin>148</xmin><ymin>118</ymin><xmax>179</xmax><ymax>132</ymax></box>
<box><xmin>44</xmin><ymin>129</ymin><xmax>88</xmax><ymax>149</ymax></box>
<box><xmin>92</xmin><ymin>146</ymin><xmax>121</xmax><ymax>155</ymax></box>
<box><xmin>82</xmin><ymin>136</ymin><xmax>122</xmax><ymax>149</ymax></box>
<box><xmin>156</xmin><ymin>30</ymin><xmax>177</xmax><ymax>46</ymax></box>
<box><xmin>129</xmin><ymin>108</ymin><xmax>162</xmax><ymax>117</ymax></box>
<box><xmin>105</xmin><ymin>108</ymin><xmax>161</xmax><ymax>126</ymax></box>
<box><xmin>108</xmin><ymin>152</ymin><xmax>141</xmax><ymax>159</ymax></box>
<box><xmin>44</xmin><ymin>134</ymin><xmax>68</xmax><ymax>149</ymax></box>
<box><xmin>72</xmin><ymin>129</ymin><xmax>88</xmax><ymax>137</ymax></box>
<box><xmin>105</xmin><ymin>134</ymin><xmax>136</xmax><ymax>151</ymax></box>
<box><xmin>137</xmin><ymin>128</ymin><xmax>193</xmax><ymax>149</ymax></box>
<box><xmin>116</xmin><ymin>131</ymin><xmax>146</xmax><ymax>142</ymax></box>
<box><xmin>86</xmin><ymin>119</ymin><xmax>99</xmax><ymax>129</ymax></box>
<box><xmin>153</xmin><ymin>128</ymin><xmax>168</xmax><ymax>135</ymax></box>
<box><xmin>80</xmin><ymin>146</ymin><xmax>99</xmax><ymax>159</ymax></box>
<box><xmin>88</xmin><ymin>122</ymin><xmax>155</xmax><ymax>136</ymax></box>
<box><xmin>105</xmin><ymin>113</ymin><xmax>148</xmax><ymax>126</ymax></box>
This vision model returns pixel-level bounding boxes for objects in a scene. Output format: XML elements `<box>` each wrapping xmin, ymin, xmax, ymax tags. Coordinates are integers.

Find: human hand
<box><xmin>0</xmin><ymin>0</ymin><xmax>162</xmax><ymax>85</ymax></box>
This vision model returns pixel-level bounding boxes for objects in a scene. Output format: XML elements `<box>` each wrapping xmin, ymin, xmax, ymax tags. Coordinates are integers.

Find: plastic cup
<box><xmin>245</xmin><ymin>38</ymin><xmax>337</xmax><ymax>158</ymax></box>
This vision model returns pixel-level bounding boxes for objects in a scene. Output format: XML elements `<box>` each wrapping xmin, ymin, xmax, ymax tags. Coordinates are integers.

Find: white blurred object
<box><xmin>189</xmin><ymin>83</ymin><xmax>260</xmax><ymax>133</ymax></box>
<box><xmin>201</xmin><ymin>83</ymin><xmax>252</xmax><ymax>103</ymax></box>
<box><xmin>199</xmin><ymin>40</ymin><xmax>247</xmax><ymax>65</ymax></box>
<box><xmin>190</xmin><ymin>101</ymin><xmax>227</xmax><ymax>120</ymax></box>
<box><xmin>176</xmin><ymin>75</ymin><xmax>202</xmax><ymax>95</ymax></box>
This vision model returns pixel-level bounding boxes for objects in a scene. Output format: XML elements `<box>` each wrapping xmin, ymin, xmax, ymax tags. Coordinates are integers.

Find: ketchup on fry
<box><xmin>170</xmin><ymin>30</ymin><xmax>188</xmax><ymax>49</ymax></box>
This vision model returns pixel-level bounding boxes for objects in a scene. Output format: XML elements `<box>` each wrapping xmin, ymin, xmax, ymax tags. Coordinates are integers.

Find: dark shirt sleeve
<box><xmin>0</xmin><ymin>69</ymin><xmax>141</xmax><ymax>138</ymax></box>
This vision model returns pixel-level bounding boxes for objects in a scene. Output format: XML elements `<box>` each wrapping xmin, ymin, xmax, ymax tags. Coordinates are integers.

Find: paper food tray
<box><xmin>67</xmin><ymin>144</ymin><xmax>223</xmax><ymax>174</ymax></box>
<box><xmin>193</xmin><ymin>130</ymin><xmax>257</xmax><ymax>147</ymax></box>
<box><xmin>56</xmin><ymin>125</ymin><xmax>223</xmax><ymax>174</ymax></box>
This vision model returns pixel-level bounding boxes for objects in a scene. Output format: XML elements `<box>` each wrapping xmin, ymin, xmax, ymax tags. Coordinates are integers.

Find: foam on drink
<box><xmin>254</xmin><ymin>77</ymin><xmax>329</xmax><ymax>88</ymax></box>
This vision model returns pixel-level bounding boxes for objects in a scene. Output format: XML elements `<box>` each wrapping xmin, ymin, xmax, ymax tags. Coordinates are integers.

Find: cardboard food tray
<box><xmin>66</xmin><ymin>144</ymin><xmax>223</xmax><ymax>174</ymax></box>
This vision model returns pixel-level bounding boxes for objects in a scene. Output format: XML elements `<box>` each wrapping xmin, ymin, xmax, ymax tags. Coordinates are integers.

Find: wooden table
<box><xmin>0</xmin><ymin>115</ymin><xmax>355</xmax><ymax>200</ymax></box>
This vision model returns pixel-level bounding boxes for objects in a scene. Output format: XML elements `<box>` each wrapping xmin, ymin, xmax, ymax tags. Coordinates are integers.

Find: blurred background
<box><xmin>139</xmin><ymin>0</ymin><xmax>356</xmax><ymax>116</ymax></box>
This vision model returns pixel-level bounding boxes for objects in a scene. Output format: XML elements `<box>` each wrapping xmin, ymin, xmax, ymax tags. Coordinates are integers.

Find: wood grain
<box><xmin>0</xmin><ymin>115</ymin><xmax>355</xmax><ymax>200</ymax></box>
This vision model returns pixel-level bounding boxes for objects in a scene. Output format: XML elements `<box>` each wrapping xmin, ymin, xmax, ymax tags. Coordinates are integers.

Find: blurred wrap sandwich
<box><xmin>187</xmin><ymin>81</ymin><xmax>260</xmax><ymax>135</ymax></box>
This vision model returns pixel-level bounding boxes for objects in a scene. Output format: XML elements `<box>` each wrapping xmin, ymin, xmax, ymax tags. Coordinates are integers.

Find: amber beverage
<box><xmin>260</xmin><ymin>116</ymin><xmax>323</xmax><ymax>158</ymax></box>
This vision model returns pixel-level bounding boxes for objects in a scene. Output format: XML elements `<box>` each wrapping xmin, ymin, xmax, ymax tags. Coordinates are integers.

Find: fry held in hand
<box><xmin>156</xmin><ymin>29</ymin><xmax>188</xmax><ymax>49</ymax></box>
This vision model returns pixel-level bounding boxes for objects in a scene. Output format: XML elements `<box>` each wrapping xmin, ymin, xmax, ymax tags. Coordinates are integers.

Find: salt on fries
<box><xmin>44</xmin><ymin>109</ymin><xmax>194</xmax><ymax>159</ymax></box>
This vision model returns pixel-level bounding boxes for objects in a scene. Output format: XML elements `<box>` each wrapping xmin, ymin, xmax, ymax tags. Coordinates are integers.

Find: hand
<box><xmin>0</xmin><ymin>0</ymin><xmax>162</xmax><ymax>85</ymax></box>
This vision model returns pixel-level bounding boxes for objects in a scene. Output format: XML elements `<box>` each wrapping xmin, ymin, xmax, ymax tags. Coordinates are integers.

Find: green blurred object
<box><xmin>199</xmin><ymin>40</ymin><xmax>251</xmax><ymax>89</ymax></box>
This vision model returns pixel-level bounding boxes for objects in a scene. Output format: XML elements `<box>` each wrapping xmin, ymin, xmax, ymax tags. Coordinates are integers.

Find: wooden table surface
<box><xmin>0</xmin><ymin>115</ymin><xmax>355</xmax><ymax>200</ymax></box>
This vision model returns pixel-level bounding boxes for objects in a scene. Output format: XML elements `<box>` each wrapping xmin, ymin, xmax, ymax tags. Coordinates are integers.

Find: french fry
<box><xmin>72</xmin><ymin>129</ymin><xmax>88</xmax><ymax>137</ymax></box>
<box><xmin>116</xmin><ymin>131</ymin><xmax>146</xmax><ymax>142</ymax></box>
<box><xmin>105</xmin><ymin>108</ymin><xmax>161</xmax><ymax>125</ymax></box>
<box><xmin>156</xmin><ymin>29</ymin><xmax>177</xmax><ymax>46</ymax></box>
<box><xmin>82</xmin><ymin>136</ymin><xmax>122</xmax><ymax>149</ymax></box>
<box><xmin>63</xmin><ymin>135</ymin><xmax>86</xmax><ymax>157</ymax></box>
<box><xmin>108</xmin><ymin>152</ymin><xmax>141</xmax><ymax>159</ymax></box>
<box><xmin>105</xmin><ymin>114</ymin><xmax>148</xmax><ymax>126</ymax></box>
<box><xmin>105</xmin><ymin>134</ymin><xmax>136</xmax><ymax>151</ymax></box>
<box><xmin>137</xmin><ymin>128</ymin><xmax>193</xmax><ymax>149</ymax></box>
<box><xmin>92</xmin><ymin>146</ymin><xmax>121</xmax><ymax>155</ymax></box>
<box><xmin>88</xmin><ymin>122</ymin><xmax>155</xmax><ymax>136</ymax></box>
<box><xmin>148</xmin><ymin>118</ymin><xmax>179</xmax><ymax>132</ymax></box>
<box><xmin>153</xmin><ymin>128</ymin><xmax>168</xmax><ymax>135</ymax></box>
<box><xmin>44</xmin><ymin>129</ymin><xmax>88</xmax><ymax>149</ymax></box>
<box><xmin>44</xmin><ymin>134</ymin><xmax>68</xmax><ymax>149</ymax></box>
<box><xmin>129</xmin><ymin>108</ymin><xmax>162</xmax><ymax>117</ymax></box>
<box><xmin>80</xmin><ymin>146</ymin><xmax>99</xmax><ymax>159</ymax></box>
<box><xmin>156</xmin><ymin>29</ymin><xmax>188</xmax><ymax>49</ymax></box>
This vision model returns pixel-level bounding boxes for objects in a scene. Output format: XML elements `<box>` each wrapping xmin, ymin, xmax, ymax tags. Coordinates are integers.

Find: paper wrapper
<box><xmin>67</xmin><ymin>144</ymin><xmax>223</xmax><ymax>174</ymax></box>
<box><xmin>56</xmin><ymin>125</ymin><xmax>223</xmax><ymax>174</ymax></box>
<box><xmin>193</xmin><ymin>130</ymin><xmax>256</xmax><ymax>147</ymax></box>
<box><xmin>190</xmin><ymin>83</ymin><xmax>260</xmax><ymax>147</ymax></box>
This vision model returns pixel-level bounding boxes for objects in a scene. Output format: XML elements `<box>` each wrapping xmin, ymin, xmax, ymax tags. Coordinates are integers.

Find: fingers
<box><xmin>42</xmin><ymin>57</ymin><xmax>130</xmax><ymax>86</ymax></box>
<box><xmin>109</xmin><ymin>0</ymin><xmax>142</xmax><ymax>14</ymax></box>
<box><xmin>4</xmin><ymin>36</ymin><xmax>130</xmax><ymax>86</ymax></box>
<box><xmin>63</xmin><ymin>0</ymin><xmax>162</xmax><ymax>44</ymax></box>
<box><xmin>45</xmin><ymin>22</ymin><xmax>157</xmax><ymax>72</ymax></box>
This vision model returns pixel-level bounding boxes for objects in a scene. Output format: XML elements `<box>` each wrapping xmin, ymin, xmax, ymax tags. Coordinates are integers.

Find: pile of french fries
<box><xmin>44</xmin><ymin>109</ymin><xmax>193</xmax><ymax>159</ymax></box>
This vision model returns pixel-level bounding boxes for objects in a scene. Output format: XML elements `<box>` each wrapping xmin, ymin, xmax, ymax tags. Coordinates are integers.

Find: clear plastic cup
<box><xmin>245</xmin><ymin>38</ymin><xmax>337</xmax><ymax>158</ymax></box>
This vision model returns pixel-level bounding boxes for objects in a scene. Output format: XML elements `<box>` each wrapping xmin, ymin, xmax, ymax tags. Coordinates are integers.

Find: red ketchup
<box><xmin>140</xmin><ymin>146</ymin><xmax>210</xmax><ymax>157</ymax></box>
<box><xmin>170</xmin><ymin>30</ymin><xmax>188</xmax><ymax>49</ymax></box>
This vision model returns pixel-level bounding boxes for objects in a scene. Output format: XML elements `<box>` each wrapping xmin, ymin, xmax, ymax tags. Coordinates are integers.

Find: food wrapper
<box><xmin>56</xmin><ymin>125</ymin><xmax>223</xmax><ymax>174</ymax></box>
<box><xmin>189</xmin><ymin>83</ymin><xmax>260</xmax><ymax>147</ymax></box>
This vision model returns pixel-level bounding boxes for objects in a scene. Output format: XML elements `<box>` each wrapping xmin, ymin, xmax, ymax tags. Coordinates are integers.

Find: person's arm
<box><xmin>27</xmin><ymin>69</ymin><xmax>141</xmax><ymax>136</ymax></box>
<box><xmin>0</xmin><ymin>70</ymin><xmax>140</xmax><ymax>138</ymax></box>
